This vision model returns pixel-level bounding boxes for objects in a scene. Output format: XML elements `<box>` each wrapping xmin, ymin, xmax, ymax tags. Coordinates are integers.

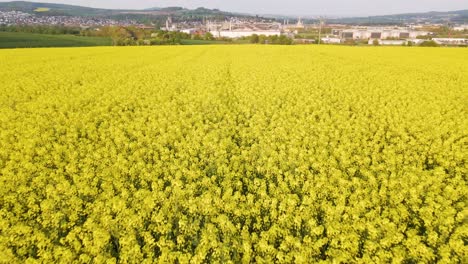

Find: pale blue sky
<box><xmin>1</xmin><ymin>0</ymin><xmax>467</xmax><ymax>16</ymax></box>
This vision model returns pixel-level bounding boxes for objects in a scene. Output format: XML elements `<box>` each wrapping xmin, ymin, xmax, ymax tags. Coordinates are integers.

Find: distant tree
<box><xmin>278</xmin><ymin>35</ymin><xmax>292</xmax><ymax>45</ymax></box>
<box><xmin>372</xmin><ymin>39</ymin><xmax>380</xmax><ymax>46</ymax></box>
<box><xmin>419</xmin><ymin>40</ymin><xmax>439</xmax><ymax>47</ymax></box>
<box><xmin>247</xmin><ymin>34</ymin><xmax>292</xmax><ymax>45</ymax></box>
<box><xmin>126</xmin><ymin>26</ymin><xmax>146</xmax><ymax>40</ymax></box>
<box><xmin>203</xmin><ymin>32</ymin><xmax>214</xmax><ymax>41</ymax></box>
<box><xmin>258</xmin><ymin>35</ymin><xmax>267</xmax><ymax>44</ymax></box>
<box><xmin>109</xmin><ymin>27</ymin><xmax>132</xmax><ymax>46</ymax></box>
<box><xmin>269</xmin><ymin>35</ymin><xmax>279</xmax><ymax>44</ymax></box>
<box><xmin>250</xmin><ymin>34</ymin><xmax>259</xmax><ymax>44</ymax></box>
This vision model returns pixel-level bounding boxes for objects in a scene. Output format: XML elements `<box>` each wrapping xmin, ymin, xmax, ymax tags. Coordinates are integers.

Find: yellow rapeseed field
<box><xmin>33</xmin><ymin>8</ymin><xmax>51</xmax><ymax>12</ymax></box>
<box><xmin>0</xmin><ymin>45</ymin><xmax>467</xmax><ymax>263</ymax></box>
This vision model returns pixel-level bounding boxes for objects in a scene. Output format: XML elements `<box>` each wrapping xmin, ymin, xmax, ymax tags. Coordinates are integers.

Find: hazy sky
<box><xmin>2</xmin><ymin>0</ymin><xmax>467</xmax><ymax>16</ymax></box>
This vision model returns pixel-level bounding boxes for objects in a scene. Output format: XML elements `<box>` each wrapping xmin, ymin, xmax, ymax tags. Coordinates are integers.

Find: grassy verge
<box><xmin>0</xmin><ymin>32</ymin><xmax>112</xmax><ymax>48</ymax></box>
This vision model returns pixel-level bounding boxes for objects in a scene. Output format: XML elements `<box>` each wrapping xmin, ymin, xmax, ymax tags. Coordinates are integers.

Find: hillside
<box><xmin>0</xmin><ymin>1</ymin><xmax>248</xmax><ymax>20</ymax></box>
<box><xmin>1</xmin><ymin>1</ymin><xmax>466</xmax><ymax>25</ymax></box>
<box><xmin>330</xmin><ymin>10</ymin><xmax>468</xmax><ymax>25</ymax></box>
<box><xmin>0</xmin><ymin>1</ymin><xmax>117</xmax><ymax>16</ymax></box>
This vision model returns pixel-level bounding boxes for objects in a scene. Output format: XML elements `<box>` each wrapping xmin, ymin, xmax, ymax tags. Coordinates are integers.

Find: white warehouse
<box><xmin>433</xmin><ymin>38</ymin><xmax>468</xmax><ymax>45</ymax></box>
<box><xmin>335</xmin><ymin>28</ymin><xmax>429</xmax><ymax>40</ymax></box>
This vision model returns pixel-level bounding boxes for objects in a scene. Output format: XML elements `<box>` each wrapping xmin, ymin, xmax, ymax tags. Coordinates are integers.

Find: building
<box><xmin>180</xmin><ymin>28</ymin><xmax>195</xmax><ymax>34</ymax></box>
<box><xmin>294</xmin><ymin>39</ymin><xmax>316</xmax><ymax>44</ymax></box>
<box><xmin>433</xmin><ymin>38</ymin><xmax>468</xmax><ymax>45</ymax></box>
<box><xmin>180</xmin><ymin>28</ymin><xmax>203</xmax><ymax>34</ymax></box>
<box><xmin>282</xmin><ymin>17</ymin><xmax>306</xmax><ymax>32</ymax></box>
<box><xmin>368</xmin><ymin>39</ymin><xmax>426</xmax><ymax>45</ymax></box>
<box><xmin>368</xmin><ymin>39</ymin><xmax>406</xmax><ymax>45</ymax></box>
<box><xmin>321</xmin><ymin>37</ymin><xmax>341</xmax><ymax>44</ymax></box>
<box><xmin>408</xmin><ymin>39</ymin><xmax>425</xmax><ymax>45</ymax></box>
<box><xmin>334</xmin><ymin>27</ymin><xmax>429</xmax><ymax>40</ymax></box>
<box><xmin>296</xmin><ymin>18</ymin><xmax>305</xmax><ymax>29</ymax></box>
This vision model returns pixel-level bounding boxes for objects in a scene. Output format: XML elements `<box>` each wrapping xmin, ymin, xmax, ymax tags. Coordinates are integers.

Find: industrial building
<box><xmin>433</xmin><ymin>38</ymin><xmax>468</xmax><ymax>45</ymax></box>
<box><xmin>333</xmin><ymin>27</ymin><xmax>429</xmax><ymax>40</ymax></box>
<box><xmin>367</xmin><ymin>39</ymin><xmax>425</xmax><ymax>45</ymax></box>
<box><xmin>320</xmin><ymin>37</ymin><xmax>341</xmax><ymax>44</ymax></box>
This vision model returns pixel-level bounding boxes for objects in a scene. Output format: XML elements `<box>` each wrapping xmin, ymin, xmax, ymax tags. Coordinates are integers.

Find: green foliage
<box><xmin>419</xmin><ymin>40</ymin><xmax>440</xmax><ymax>47</ymax></box>
<box><xmin>203</xmin><ymin>32</ymin><xmax>215</xmax><ymax>41</ymax></box>
<box><xmin>94</xmin><ymin>26</ymin><xmax>152</xmax><ymax>46</ymax></box>
<box><xmin>0</xmin><ymin>45</ymin><xmax>466</xmax><ymax>263</ymax></box>
<box><xmin>145</xmin><ymin>30</ymin><xmax>196</xmax><ymax>46</ymax></box>
<box><xmin>250</xmin><ymin>34</ymin><xmax>260</xmax><ymax>44</ymax></box>
<box><xmin>248</xmin><ymin>34</ymin><xmax>293</xmax><ymax>45</ymax></box>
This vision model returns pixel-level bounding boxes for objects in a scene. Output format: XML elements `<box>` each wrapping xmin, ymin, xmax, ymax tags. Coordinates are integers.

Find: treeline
<box><xmin>81</xmin><ymin>26</ymin><xmax>153</xmax><ymax>46</ymax></box>
<box><xmin>83</xmin><ymin>27</ymin><xmax>216</xmax><ymax>46</ymax></box>
<box><xmin>247</xmin><ymin>34</ymin><xmax>293</xmax><ymax>45</ymax></box>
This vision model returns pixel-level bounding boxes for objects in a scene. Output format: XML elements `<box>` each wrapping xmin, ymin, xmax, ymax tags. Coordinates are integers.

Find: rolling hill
<box><xmin>0</xmin><ymin>1</ymin><xmax>118</xmax><ymax>16</ymax></box>
<box><xmin>0</xmin><ymin>1</ymin><xmax>466</xmax><ymax>25</ymax></box>
<box><xmin>329</xmin><ymin>10</ymin><xmax>468</xmax><ymax>25</ymax></box>
<box><xmin>0</xmin><ymin>1</ymin><xmax>250</xmax><ymax>20</ymax></box>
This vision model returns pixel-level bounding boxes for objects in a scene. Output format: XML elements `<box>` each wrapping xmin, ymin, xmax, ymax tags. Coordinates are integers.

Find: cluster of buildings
<box><xmin>0</xmin><ymin>11</ymin><xmax>29</xmax><ymax>24</ymax></box>
<box><xmin>2</xmin><ymin>10</ymin><xmax>467</xmax><ymax>46</ymax></box>
<box><xmin>0</xmin><ymin>11</ymin><xmax>139</xmax><ymax>27</ymax></box>
<box><xmin>320</xmin><ymin>27</ymin><xmax>431</xmax><ymax>44</ymax></box>
<box><xmin>321</xmin><ymin>26</ymin><xmax>467</xmax><ymax>45</ymax></box>
<box><xmin>165</xmin><ymin>15</ymin><xmax>468</xmax><ymax>45</ymax></box>
<box><xmin>208</xmin><ymin>19</ymin><xmax>282</xmax><ymax>38</ymax></box>
<box><xmin>164</xmin><ymin>17</ymin><xmax>283</xmax><ymax>38</ymax></box>
<box><xmin>334</xmin><ymin>27</ymin><xmax>430</xmax><ymax>40</ymax></box>
<box><xmin>166</xmin><ymin>17</ymin><xmax>467</xmax><ymax>46</ymax></box>
<box><xmin>163</xmin><ymin>17</ymin><xmax>319</xmax><ymax>39</ymax></box>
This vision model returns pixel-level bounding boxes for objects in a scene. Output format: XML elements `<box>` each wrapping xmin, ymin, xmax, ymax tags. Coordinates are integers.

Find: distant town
<box><xmin>1</xmin><ymin>8</ymin><xmax>467</xmax><ymax>46</ymax></box>
<box><xmin>0</xmin><ymin>11</ymin><xmax>140</xmax><ymax>27</ymax></box>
